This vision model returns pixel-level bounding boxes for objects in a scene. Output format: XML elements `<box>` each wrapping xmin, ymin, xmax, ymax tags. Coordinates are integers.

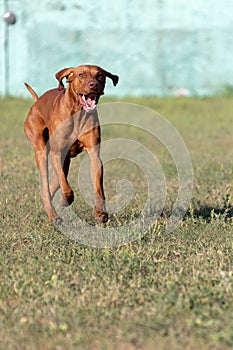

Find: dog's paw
<box><xmin>60</xmin><ymin>191</ymin><xmax>74</xmax><ymax>207</ymax></box>
<box><xmin>54</xmin><ymin>216</ymin><xmax>63</xmax><ymax>226</ymax></box>
<box><xmin>95</xmin><ymin>208</ymin><xmax>109</xmax><ymax>223</ymax></box>
<box><xmin>49</xmin><ymin>215</ymin><xmax>63</xmax><ymax>226</ymax></box>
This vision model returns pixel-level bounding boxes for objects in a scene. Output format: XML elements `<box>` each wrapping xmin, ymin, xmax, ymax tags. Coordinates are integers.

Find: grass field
<box><xmin>0</xmin><ymin>95</ymin><xmax>233</xmax><ymax>350</ymax></box>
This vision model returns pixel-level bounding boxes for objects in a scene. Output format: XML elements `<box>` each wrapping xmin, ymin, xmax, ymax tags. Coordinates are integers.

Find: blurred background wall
<box><xmin>1</xmin><ymin>0</ymin><xmax>233</xmax><ymax>97</ymax></box>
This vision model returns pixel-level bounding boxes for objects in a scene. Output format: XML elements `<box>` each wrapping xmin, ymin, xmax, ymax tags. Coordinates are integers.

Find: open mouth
<box><xmin>79</xmin><ymin>93</ymin><xmax>99</xmax><ymax>112</ymax></box>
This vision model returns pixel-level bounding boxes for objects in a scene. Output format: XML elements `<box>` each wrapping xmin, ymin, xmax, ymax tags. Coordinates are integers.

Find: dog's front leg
<box><xmin>88</xmin><ymin>147</ymin><xmax>108</xmax><ymax>223</ymax></box>
<box><xmin>34</xmin><ymin>147</ymin><xmax>62</xmax><ymax>224</ymax></box>
<box><xmin>50</xmin><ymin>150</ymin><xmax>74</xmax><ymax>206</ymax></box>
<box><xmin>49</xmin><ymin>154</ymin><xmax>71</xmax><ymax>206</ymax></box>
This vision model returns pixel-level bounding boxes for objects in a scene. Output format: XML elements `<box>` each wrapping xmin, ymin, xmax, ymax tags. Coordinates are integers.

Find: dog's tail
<box><xmin>24</xmin><ymin>82</ymin><xmax>38</xmax><ymax>102</ymax></box>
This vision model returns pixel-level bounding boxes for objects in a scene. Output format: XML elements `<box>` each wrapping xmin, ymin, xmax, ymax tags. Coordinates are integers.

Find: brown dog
<box><xmin>24</xmin><ymin>65</ymin><xmax>119</xmax><ymax>225</ymax></box>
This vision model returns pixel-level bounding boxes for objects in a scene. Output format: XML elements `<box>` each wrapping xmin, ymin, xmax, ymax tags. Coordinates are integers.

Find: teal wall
<box><xmin>1</xmin><ymin>0</ymin><xmax>233</xmax><ymax>97</ymax></box>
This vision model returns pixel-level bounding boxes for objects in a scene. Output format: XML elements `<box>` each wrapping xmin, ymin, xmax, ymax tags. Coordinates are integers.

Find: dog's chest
<box><xmin>72</xmin><ymin>110</ymin><xmax>99</xmax><ymax>135</ymax></box>
<box><xmin>68</xmin><ymin>110</ymin><xmax>100</xmax><ymax>157</ymax></box>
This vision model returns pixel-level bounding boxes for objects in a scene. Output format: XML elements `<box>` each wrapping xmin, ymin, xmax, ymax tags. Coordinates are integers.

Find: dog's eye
<box><xmin>79</xmin><ymin>73</ymin><xmax>84</xmax><ymax>78</ymax></box>
<box><xmin>97</xmin><ymin>73</ymin><xmax>104</xmax><ymax>80</ymax></box>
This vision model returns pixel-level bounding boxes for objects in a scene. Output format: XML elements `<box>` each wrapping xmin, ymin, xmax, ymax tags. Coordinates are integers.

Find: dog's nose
<box><xmin>88</xmin><ymin>80</ymin><xmax>99</xmax><ymax>89</ymax></box>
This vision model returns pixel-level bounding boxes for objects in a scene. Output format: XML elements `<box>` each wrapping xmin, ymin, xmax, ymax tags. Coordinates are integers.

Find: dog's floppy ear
<box><xmin>55</xmin><ymin>68</ymin><xmax>75</xmax><ymax>91</ymax></box>
<box><xmin>105</xmin><ymin>71</ymin><xmax>119</xmax><ymax>86</ymax></box>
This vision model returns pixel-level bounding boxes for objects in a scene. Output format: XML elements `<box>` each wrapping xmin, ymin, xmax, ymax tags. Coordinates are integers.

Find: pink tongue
<box><xmin>87</xmin><ymin>97</ymin><xmax>95</xmax><ymax>107</ymax></box>
<box><xmin>84</xmin><ymin>97</ymin><xmax>96</xmax><ymax>111</ymax></box>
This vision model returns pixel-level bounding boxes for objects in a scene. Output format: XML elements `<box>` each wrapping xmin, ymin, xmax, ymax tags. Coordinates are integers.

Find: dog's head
<box><xmin>55</xmin><ymin>65</ymin><xmax>119</xmax><ymax>112</ymax></box>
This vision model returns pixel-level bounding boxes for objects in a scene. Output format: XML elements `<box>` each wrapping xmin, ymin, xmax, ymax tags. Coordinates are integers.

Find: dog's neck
<box><xmin>63</xmin><ymin>83</ymin><xmax>82</xmax><ymax>114</ymax></box>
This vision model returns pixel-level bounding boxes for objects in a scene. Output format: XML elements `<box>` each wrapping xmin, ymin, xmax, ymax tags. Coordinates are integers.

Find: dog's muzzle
<box><xmin>79</xmin><ymin>93</ymin><xmax>100</xmax><ymax>112</ymax></box>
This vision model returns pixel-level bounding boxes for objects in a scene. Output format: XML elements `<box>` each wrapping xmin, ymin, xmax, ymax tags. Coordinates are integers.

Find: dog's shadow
<box><xmin>186</xmin><ymin>204</ymin><xmax>233</xmax><ymax>222</ymax></box>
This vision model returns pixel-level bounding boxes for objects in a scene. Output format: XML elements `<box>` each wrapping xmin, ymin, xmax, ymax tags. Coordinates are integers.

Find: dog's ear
<box><xmin>105</xmin><ymin>71</ymin><xmax>119</xmax><ymax>86</ymax></box>
<box><xmin>55</xmin><ymin>68</ymin><xmax>75</xmax><ymax>90</ymax></box>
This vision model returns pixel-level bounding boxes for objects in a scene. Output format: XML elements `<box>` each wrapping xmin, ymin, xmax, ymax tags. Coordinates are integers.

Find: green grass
<box><xmin>0</xmin><ymin>96</ymin><xmax>233</xmax><ymax>350</ymax></box>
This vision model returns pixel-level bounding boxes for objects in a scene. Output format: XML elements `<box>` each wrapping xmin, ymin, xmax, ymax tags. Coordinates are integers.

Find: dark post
<box><xmin>2</xmin><ymin>7</ymin><xmax>16</xmax><ymax>96</ymax></box>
